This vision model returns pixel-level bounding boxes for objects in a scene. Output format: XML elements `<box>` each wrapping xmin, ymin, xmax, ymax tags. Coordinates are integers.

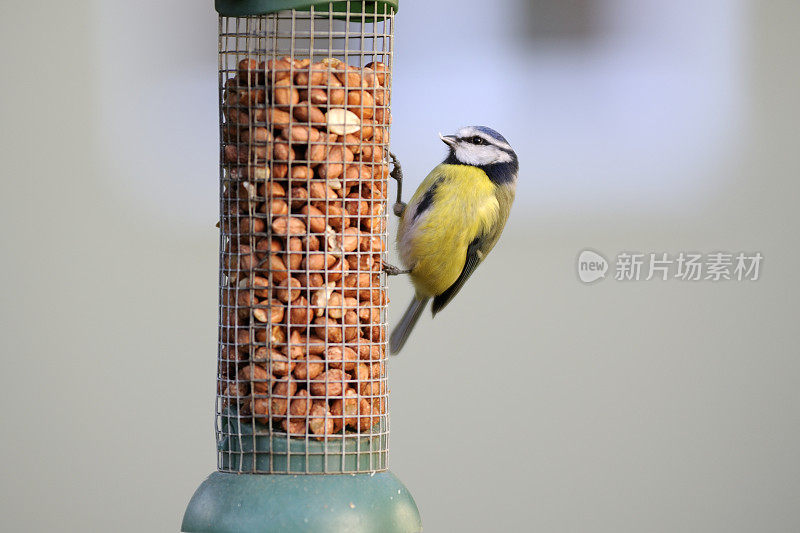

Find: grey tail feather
<box><xmin>390</xmin><ymin>297</ymin><xmax>429</xmax><ymax>354</ymax></box>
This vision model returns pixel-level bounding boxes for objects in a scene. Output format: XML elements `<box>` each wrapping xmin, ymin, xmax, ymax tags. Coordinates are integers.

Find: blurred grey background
<box><xmin>2</xmin><ymin>1</ymin><xmax>799</xmax><ymax>531</ymax></box>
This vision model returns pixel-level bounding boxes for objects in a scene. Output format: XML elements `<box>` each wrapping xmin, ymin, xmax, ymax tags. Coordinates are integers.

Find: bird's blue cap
<box><xmin>473</xmin><ymin>126</ymin><xmax>509</xmax><ymax>144</ymax></box>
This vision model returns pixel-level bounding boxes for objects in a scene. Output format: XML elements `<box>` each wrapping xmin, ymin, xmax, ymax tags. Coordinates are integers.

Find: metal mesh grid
<box><xmin>216</xmin><ymin>3</ymin><xmax>394</xmax><ymax>474</ymax></box>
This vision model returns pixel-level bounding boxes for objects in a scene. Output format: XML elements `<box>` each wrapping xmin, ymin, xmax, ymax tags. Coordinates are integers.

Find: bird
<box><xmin>385</xmin><ymin>126</ymin><xmax>518</xmax><ymax>353</ymax></box>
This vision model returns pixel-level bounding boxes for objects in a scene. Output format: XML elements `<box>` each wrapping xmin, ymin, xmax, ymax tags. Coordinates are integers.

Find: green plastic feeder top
<box><xmin>215</xmin><ymin>0</ymin><xmax>398</xmax><ymax>17</ymax></box>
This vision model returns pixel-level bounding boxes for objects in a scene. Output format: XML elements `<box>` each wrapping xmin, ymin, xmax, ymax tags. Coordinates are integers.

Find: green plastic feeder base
<box><xmin>182</xmin><ymin>471</ymin><xmax>421</xmax><ymax>532</ymax></box>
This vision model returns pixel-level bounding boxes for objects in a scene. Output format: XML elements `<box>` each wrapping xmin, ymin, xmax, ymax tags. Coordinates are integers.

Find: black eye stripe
<box><xmin>455</xmin><ymin>134</ymin><xmax>517</xmax><ymax>155</ymax></box>
<box><xmin>461</xmin><ymin>135</ymin><xmax>487</xmax><ymax>145</ymax></box>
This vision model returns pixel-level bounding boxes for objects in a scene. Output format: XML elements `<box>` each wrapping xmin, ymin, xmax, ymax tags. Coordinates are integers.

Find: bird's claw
<box><xmin>382</xmin><ymin>261</ymin><xmax>410</xmax><ymax>276</ymax></box>
<box><xmin>389</xmin><ymin>152</ymin><xmax>405</xmax><ymax>217</ymax></box>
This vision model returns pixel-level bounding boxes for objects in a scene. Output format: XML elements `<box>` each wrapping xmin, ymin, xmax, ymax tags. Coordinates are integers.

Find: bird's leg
<box><xmin>389</xmin><ymin>152</ymin><xmax>406</xmax><ymax>217</ymax></box>
<box><xmin>382</xmin><ymin>261</ymin><xmax>411</xmax><ymax>276</ymax></box>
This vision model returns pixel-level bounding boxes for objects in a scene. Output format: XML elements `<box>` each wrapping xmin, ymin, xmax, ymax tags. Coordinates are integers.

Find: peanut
<box><xmin>309</xmin><ymin>369</ymin><xmax>346</xmax><ymax>397</ymax></box>
<box><xmin>303</xmin><ymin>234</ymin><xmax>320</xmax><ymax>252</ymax></box>
<box><xmin>328</xmin><ymin>75</ymin><xmax>346</xmax><ymax>105</ymax></box>
<box><xmin>293</xmin><ymin>102</ymin><xmax>326</xmax><ymax>125</ymax></box>
<box><xmin>296</xmin><ymin>333</ymin><xmax>327</xmax><ymax>355</ymax></box>
<box><xmin>325</xmin><ymin>346</ymin><xmax>358</xmax><ymax>372</ymax></box>
<box><xmin>338</xmin><ymin>227</ymin><xmax>360</xmax><ymax>253</ymax></box>
<box><xmin>252</xmin><ymin>301</ymin><xmax>284</xmax><ymax>323</ymax></box>
<box><xmin>264</xmin><ymin>107</ymin><xmax>292</xmax><ymax>127</ymax></box>
<box><xmin>374</xmin><ymin>107</ymin><xmax>391</xmax><ymax>125</ymax></box>
<box><xmin>273</xmin><ymin>78</ymin><xmax>300</xmax><ymax>107</ymax></box>
<box><xmin>291</xmin><ymin>165</ymin><xmax>313</xmax><ymax>180</ymax></box>
<box><xmin>282</xmin><ymin>418</ymin><xmax>306</xmax><ymax>434</ymax></box>
<box><xmin>272</xmin><ymin>163</ymin><xmax>289</xmax><ymax>179</ymax></box>
<box><xmin>326</xmin><ymin>108</ymin><xmax>361</xmax><ymax>136</ymax></box>
<box><xmin>292</xmin><ymin>354</ymin><xmax>324</xmax><ymax>380</ymax></box>
<box><xmin>347</xmin><ymin>90</ymin><xmax>375</xmax><ymax>119</ymax></box>
<box><xmin>262</xmin><ymin>198</ymin><xmax>288</xmax><ymax>216</ymax></box>
<box><xmin>308</xmin><ymin>401</ymin><xmax>334</xmax><ymax>439</ymax></box>
<box><xmin>365</xmin><ymin>61</ymin><xmax>388</xmax><ymax>85</ymax></box>
<box><xmin>303</xmin><ymin>252</ymin><xmax>337</xmax><ymax>271</ymax></box>
<box><xmin>294</xmin><ymin>63</ymin><xmax>325</xmax><ymax>86</ymax></box>
<box><xmin>270</xmin><ymin>379</ymin><xmax>298</xmax><ymax>416</ymax></box>
<box><xmin>271</xmin><ymin>216</ymin><xmax>306</xmax><ymax>235</ymax></box>
<box><xmin>313</xmin><ymin>317</ymin><xmax>344</xmax><ymax>343</ymax></box>
<box><xmin>287</xmin><ymin>296</ymin><xmax>312</xmax><ymax>326</ymax></box>
<box><xmin>359</xmin><ymin>118</ymin><xmax>375</xmax><ymax>141</ymax></box>
<box><xmin>300</xmin><ymin>205</ymin><xmax>326</xmax><ymax>233</ymax></box>
<box><xmin>222</xmin><ymin>377</ymin><xmax>249</xmax><ymax>398</ymax></box>
<box><xmin>330</xmin><ymin>388</ymin><xmax>359</xmax><ymax>431</ymax></box>
<box><xmin>288</xmin><ymin>389</ymin><xmax>312</xmax><ymax>417</ymax></box>
<box><xmin>309</xmin><ymin>182</ymin><xmax>337</xmax><ymax>201</ymax></box>
<box><xmin>271</xmin><ymin>142</ymin><xmax>295</xmax><ymax>161</ymax></box>
<box><xmin>265</xmin><ymin>58</ymin><xmax>293</xmax><ymax>82</ymax></box>
<box><xmin>358</xmin><ymin>305</ymin><xmax>381</xmax><ymax>325</ymax></box>
<box><xmin>280</xmin><ymin>125</ymin><xmax>320</xmax><ymax>144</ymax></box>
<box><xmin>318</xmin><ymin>145</ymin><xmax>354</xmax><ymax>180</ymax></box>
<box><xmin>305</xmin><ymin>88</ymin><xmax>328</xmax><ymax>105</ymax></box>
<box><xmin>268</xmin><ymin>254</ymin><xmax>289</xmax><ymax>282</ymax></box>
<box><xmin>358</xmin><ymin>397</ymin><xmax>383</xmax><ymax>431</ymax></box>
<box><xmin>276</xmin><ymin>276</ymin><xmax>302</xmax><ymax>303</ymax></box>
<box><xmin>344</xmin><ymin>164</ymin><xmax>371</xmax><ymax>188</ymax></box>
<box><xmin>237</xmin><ymin>58</ymin><xmax>260</xmax><ymax>82</ymax></box>
<box><xmin>252</xmin><ymin>348</ymin><xmax>293</xmax><ymax>376</ymax></box>
<box><xmin>323</xmin><ymin>203</ymin><xmax>350</xmax><ymax>231</ymax></box>
<box><xmin>356</xmin><ymin>337</ymin><xmax>384</xmax><ymax>361</ymax></box>
<box><xmin>350</xmin><ymin>363</ymin><xmax>370</xmax><ymax>382</ymax></box>
<box><xmin>239</xmin><ymin>364</ymin><xmax>271</xmax><ymax>394</ymax></box>
<box><xmin>312</xmin><ymin>289</ymin><xmax>343</xmax><ymax>318</ymax></box>
<box><xmin>289</xmin><ymin>187</ymin><xmax>309</xmax><ymax>209</ymax></box>
<box><xmin>285</xmin><ymin>237</ymin><xmax>303</xmax><ymax>269</ymax></box>
<box><xmin>366</xmin><ymin>324</ymin><xmax>386</xmax><ymax>343</ymax></box>
<box><xmin>240</xmin><ymin>127</ymin><xmax>272</xmax><ymax>144</ymax></box>
<box><xmin>253</xmin><ymin>324</ymin><xmax>286</xmax><ymax>345</ymax></box>
<box><xmin>359</xmin><ymin>234</ymin><xmax>385</xmax><ymax>253</ymax></box>
<box><xmin>307</xmin><ymin>141</ymin><xmax>328</xmax><ymax>164</ymax></box>
<box><xmin>342</xmin><ymin>310</ymin><xmax>360</xmax><ymax>341</ymax></box>
<box><xmin>334</xmin><ymin>65</ymin><xmax>367</xmax><ymax>88</ymax></box>
<box><xmin>239</xmin><ymin>89</ymin><xmax>266</xmax><ymax>106</ymax></box>
<box><xmin>298</xmin><ymin>272</ymin><xmax>325</xmax><ymax>289</ymax></box>
<box><xmin>241</xmin><ymin>165</ymin><xmax>269</xmax><ymax>180</ymax></box>
<box><xmin>369</xmin><ymin>362</ymin><xmax>385</xmax><ymax>379</ymax></box>
<box><xmin>251</xmin><ymin>398</ymin><xmax>271</xmax><ymax>424</ymax></box>
<box><xmin>326</xmin><ymin>257</ymin><xmax>348</xmax><ymax>283</ymax></box>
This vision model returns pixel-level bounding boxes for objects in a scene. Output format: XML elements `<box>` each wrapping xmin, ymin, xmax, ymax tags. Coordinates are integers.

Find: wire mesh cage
<box><xmin>216</xmin><ymin>2</ymin><xmax>394</xmax><ymax>474</ymax></box>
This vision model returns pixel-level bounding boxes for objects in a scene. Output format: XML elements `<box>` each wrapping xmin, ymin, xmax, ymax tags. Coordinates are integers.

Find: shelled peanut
<box><xmin>218</xmin><ymin>56</ymin><xmax>391</xmax><ymax>439</ymax></box>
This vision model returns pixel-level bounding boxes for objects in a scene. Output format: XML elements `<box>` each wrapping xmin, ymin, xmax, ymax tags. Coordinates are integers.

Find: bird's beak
<box><xmin>439</xmin><ymin>132</ymin><xmax>457</xmax><ymax>148</ymax></box>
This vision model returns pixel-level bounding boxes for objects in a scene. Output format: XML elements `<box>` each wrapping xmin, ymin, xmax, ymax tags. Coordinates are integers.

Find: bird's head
<box><xmin>440</xmin><ymin>126</ymin><xmax>518</xmax><ymax>169</ymax></box>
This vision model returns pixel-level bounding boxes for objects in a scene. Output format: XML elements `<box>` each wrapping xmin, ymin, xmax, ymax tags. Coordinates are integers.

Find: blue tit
<box><xmin>386</xmin><ymin>126</ymin><xmax>518</xmax><ymax>353</ymax></box>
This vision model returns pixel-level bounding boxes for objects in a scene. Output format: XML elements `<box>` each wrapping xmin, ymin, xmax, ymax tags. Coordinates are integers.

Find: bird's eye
<box><xmin>471</xmin><ymin>136</ymin><xmax>485</xmax><ymax>145</ymax></box>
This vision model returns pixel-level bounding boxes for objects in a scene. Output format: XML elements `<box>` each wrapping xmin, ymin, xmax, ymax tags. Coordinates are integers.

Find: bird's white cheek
<box><xmin>455</xmin><ymin>146</ymin><xmax>482</xmax><ymax>166</ymax></box>
<box><xmin>456</xmin><ymin>145</ymin><xmax>509</xmax><ymax>166</ymax></box>
<box><xmin>494</xmin><ymin>151</ymin><xmax>513</xmax><ymax>164</ymax></box>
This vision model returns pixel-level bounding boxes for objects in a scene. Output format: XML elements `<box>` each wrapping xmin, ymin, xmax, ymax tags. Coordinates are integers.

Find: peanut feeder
<box><xmin>182</xmin><ymin>1</ymin><xmax>420</xmax><ymax>531</ymax></box>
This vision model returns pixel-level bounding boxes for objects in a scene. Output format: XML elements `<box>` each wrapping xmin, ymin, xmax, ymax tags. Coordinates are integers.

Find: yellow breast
<box><xmin>398</xmin><ymin>164</ymin><xmax>499</xmax><ymax>297</ymax></box>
